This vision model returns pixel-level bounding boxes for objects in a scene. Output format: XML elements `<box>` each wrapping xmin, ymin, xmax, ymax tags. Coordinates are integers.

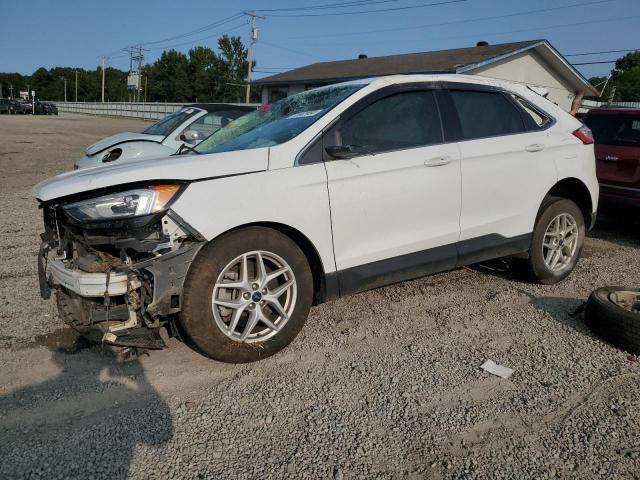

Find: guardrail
<box><xmin>581</xmin><ymin>100</ymin><xmax>640</xmax><ymax>110</ymax></box>
<box><xmin>50</xmin><ymin>102</ymin><xmax>258</xmax><ymax>120</ymax></box>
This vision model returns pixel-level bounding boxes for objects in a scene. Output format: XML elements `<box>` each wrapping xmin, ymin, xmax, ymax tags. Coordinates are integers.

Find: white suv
<box><xmin>33</xmin><ymin>74</ymin><xmax>598</xmax><ymax>363</ymax></box>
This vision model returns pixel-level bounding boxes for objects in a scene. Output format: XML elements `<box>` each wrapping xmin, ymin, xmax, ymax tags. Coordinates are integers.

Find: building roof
<box><xmin>253</xmin><ymin>39</ymin><xmax>598</xmax><ymax>96</ymax></box>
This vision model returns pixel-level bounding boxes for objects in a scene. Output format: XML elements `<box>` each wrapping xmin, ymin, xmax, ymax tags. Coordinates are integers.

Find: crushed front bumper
<box><xmin>45</xmin><ymin>252</ymin><xmax>139</xmax><ymax>297</ymax></box>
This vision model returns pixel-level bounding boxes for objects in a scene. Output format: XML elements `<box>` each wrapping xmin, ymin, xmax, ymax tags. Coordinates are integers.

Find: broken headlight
<box><xmin>63</xmin><ymin>184</ymin><xmax>182</xmax><ymax>222</ymax></box>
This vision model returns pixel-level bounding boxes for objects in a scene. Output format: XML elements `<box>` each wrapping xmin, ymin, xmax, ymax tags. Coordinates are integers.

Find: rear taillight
<box><xmin>573</xmin><ymin>125</ymin><xmax>594</xmax><ymax>145</ymax></box>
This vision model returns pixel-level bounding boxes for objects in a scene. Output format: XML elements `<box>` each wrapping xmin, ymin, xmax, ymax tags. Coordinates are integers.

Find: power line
<box><xmin>255</xmin><ymin>0</ymin><xmax>402</xmax><ymax>13</ymax></box>
<box><xmin>259</xmin><ymin>41</ymin><xmax>328</xmax><ymax>60</ymax></box>
<box><xmin>270</xmin><ymin>0</ymin><xmax>615</xmax><ymax>40</ymax></box>
<box><xmin>565</xmin><ymin>48</ymin><xmax>638</xmax><ymax>56</ymax></box>
<box><xmin>571</xmin><ymin>60</ymin><xmax>619</xmax><ymax>65</ymax></box>
<box><xmin>100</xmin><ymin>12</ymin><xmax>245</xmax><ymax>58</ymax></box>
<box><xmin>139</xmin><ymin>14</ymin><xmax>245</xmax><ymax>46</ymax></box>
<box><xmin>291</xmin><ymin>13</ymin><xmax>640</xmax><ymax>50</ymax></box>
<box><xmin>146</xmin><ymin>23</ymin><xmax>246</xmax><ymax>51</ymax></box>
<box><xmin>263</xmin><ymin>0</ymin><xmax>467</xmax><ymax>17</ymax></box>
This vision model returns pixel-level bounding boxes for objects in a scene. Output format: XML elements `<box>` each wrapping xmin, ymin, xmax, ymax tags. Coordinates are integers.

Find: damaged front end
<box><xmin>37</xmin><ymin>183</ymin><xmax>204</xmax><ymax>349</ymax></box>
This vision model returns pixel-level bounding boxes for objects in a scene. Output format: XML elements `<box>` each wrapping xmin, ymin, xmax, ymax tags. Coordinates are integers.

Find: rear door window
<box><xmin>339</xmin><ymin>91</ymin><xmax>443</xmax><ymax>154</ymax></box>
<box><xmin>584</xmin><ymin>113</ymin><xmax>640</xmax><ymax>147</ymax></box>
<box><xmin>450</xmin><ymin>90</ymin><xmax>525</xmax><ymax>140</ymax></box>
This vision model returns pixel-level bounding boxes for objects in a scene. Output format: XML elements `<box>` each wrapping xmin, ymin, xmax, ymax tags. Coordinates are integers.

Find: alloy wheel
<box><xmin>211</xmin><ymin>250</ymin><xmax>297</xmax><ymax>343</ymax></box>
<box><xmin>542</xmin><ymin>213</ymin><xmax>579</xmax><ymax>272</ymax></box>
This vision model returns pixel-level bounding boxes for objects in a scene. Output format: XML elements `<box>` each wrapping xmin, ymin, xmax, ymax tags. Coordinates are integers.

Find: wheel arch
<box><xmin>216</xmin><ymin>221</ymin><xmax>332</xmax><ymax>305</ymax></box>
<box><xmin>544</xmin><ymin>177</ymin><xmax>594</xmax><ymax>228</ymax></box>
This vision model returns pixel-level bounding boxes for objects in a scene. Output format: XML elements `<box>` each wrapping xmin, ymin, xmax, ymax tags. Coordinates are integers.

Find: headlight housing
<box><xmin>63</xmin><ymin>184</ymin><xmax>182</xmax><ymax>222</ymax></box>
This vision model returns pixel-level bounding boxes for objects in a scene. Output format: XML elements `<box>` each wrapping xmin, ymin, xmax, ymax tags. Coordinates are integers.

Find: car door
<box><xmin>323</xmin><ymin>87</ymin><xmax>462</xmax><ymax>294</ymax></box>
<box><xmin>447</xmin><ymin>87</ymin><xmax>557</xmax><ymax>259</ymax></box>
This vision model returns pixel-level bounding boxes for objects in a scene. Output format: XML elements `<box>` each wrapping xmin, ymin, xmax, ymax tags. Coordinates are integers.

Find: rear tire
<box><xmin>521</xmin><ymin>197</ymin><xmax>585</xmax><ymax>284</ymax></box>
<box><xmin>180</xmin><ymin>227</ymin><xmax>313</xmax><ymax>363</ymax></box>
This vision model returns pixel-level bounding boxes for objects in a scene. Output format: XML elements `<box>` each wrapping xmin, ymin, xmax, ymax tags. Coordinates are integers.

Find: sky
<box><xmin>1</xmin><ymin>0</ymin><xmax>639</xmax><ymax>81</ymax></box>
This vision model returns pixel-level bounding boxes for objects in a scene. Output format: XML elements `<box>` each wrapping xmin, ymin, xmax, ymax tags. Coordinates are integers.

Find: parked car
<box><xmin>46</xmin><ymin>102</ymin><xmax>58</xmax><ymax>115</ymax></box>
<box><xmin>0</xmin><ymin>99</ymin><xmax>10</xmax><ymax>114</ymax></box>
<box><xmin>583</xmin><ymin>107</ymin><xmax>640</xmax><ymax>208</ymax></box>
<box><xmin>33</xmin><ymin>74</ymin><xmax>598</xmax><ymax>362</ymax></box>
<box><xmin>32</xmin><ymin>100</ymin><xmax>45</xmax><ymax>115</ymax></box>
<box><xmin>8</xmin><ymin>99</ymin><xmax>25</xmax><ymax>114</ymax></box>
<box><xmin>74</xmin><ymin>104</ymin><xmax>256</xmax><ymax>169</ymax></box>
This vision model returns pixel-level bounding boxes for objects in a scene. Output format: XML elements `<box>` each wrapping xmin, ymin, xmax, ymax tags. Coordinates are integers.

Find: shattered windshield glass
<box><xmin>195</xmin><ymin>84</ymin><xmax>364</xmax><ymax>154</ymax></box>
<box><xmin>142</xmin><ymin>108</ymin><xmax>200</xmax><ymax>136</ymax></box>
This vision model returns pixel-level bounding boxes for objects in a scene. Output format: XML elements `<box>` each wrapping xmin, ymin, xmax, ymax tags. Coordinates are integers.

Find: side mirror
<box><xmin>325</xmin><ymin>145</ymin><xmax>360</xmax><ymax>159</ymax></box>
<box><xmin>181</xmin><ymin>130</ymin><xmax>200</xmax><ymax>143</ymax></box>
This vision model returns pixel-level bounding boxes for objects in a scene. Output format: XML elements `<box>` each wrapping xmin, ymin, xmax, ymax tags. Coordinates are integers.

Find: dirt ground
<box><xmin>1</xmin><ymin>113</ymin><xmax>639</xmax><ymax>479</ymax></box>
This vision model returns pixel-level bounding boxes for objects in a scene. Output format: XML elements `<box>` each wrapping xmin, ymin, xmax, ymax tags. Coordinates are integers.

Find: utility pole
<box><xmin>75</xmin><ymin>70</ymin><xmax>78</xmax><ymax>102</ymax></box>
<box><xmin>137</xmin><ymin>46</ymin><xmax>143</xmax><ymax>102</ymax></box>
<box><xmin>9</xmin><ymin>84</ymin><xmax>13</xmax><ymax>99</ymax></box>
<box><xmin>101</xmin><ymin>57</ymin><xmax>106</xmax><ymax>103</ymax></box>
<box><xmin>243</xmin><ymin>11</ymin><xmax>264</xmax><ymax>104</ymax></box>
<box><xmin>63</xmin><ymin>77</ymin><xmax>67</xmax><ymax>102</ymax></box>
<box><xmin>127</xmin><ymin>46</ymin><xmax>145</xmax><ymax>102</ymax></box>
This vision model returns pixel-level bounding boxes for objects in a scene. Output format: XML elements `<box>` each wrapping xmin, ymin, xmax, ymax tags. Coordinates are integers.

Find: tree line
<box><xmin>587</xmin><ymin>51</ymin><xmax>640</xmax><ymax>102</ymax></box>
<box><xmin>0</xmin><ymin>35</ymin><xmax>257</xmax><ymax>103</ymax></box>
<box><xmin>2</xmin><ymin>40</ymin><xmax>639</xmax><ymax>104</ymax></box>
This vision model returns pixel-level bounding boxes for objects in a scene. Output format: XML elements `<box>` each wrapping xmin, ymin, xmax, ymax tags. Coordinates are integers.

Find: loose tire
<box><xmin>586</xmin><ymin>287</ymin><xmax>640</xmax><ymax>354</ymax></box>
<box><xmin>180</xmin><ymin>227</ymin><xmax>314</xmax><ymax>363</ymax></box>
<box><xmin>522</xmin><ymin>196</ymin><xmax>585</xmax><ymax>284</ymax></box>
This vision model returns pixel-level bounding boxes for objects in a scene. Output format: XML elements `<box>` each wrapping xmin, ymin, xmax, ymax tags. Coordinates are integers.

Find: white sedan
<box><xmin>74</xmin><ymin>104</ymin><xmax>255</xmax><ymax>169</ymax></box>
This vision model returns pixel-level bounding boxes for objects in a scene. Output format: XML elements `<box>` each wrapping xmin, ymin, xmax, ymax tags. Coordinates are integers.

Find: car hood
<box><xmin>85</xmin><ymin>132</ymin><xmax>165</xmax><ymax>156</ymax></box>
<box><xmin>33</xmin><ymin>148</ymin><xmax>269</xmax><ymax>202</ymax></box>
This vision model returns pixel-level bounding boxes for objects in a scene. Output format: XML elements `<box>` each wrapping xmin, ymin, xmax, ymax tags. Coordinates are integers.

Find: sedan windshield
<box><xmin>142</xmin><ymin>108</ymin><xmax>201</xmax><ymax>136</ymax></box>
<box><xmin>195</xmin><ymin>84</ymin><xmax>363</xmax><ymax>154</ymax></box>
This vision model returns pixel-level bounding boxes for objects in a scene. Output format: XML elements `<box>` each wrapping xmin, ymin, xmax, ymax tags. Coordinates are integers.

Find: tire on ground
<box><xmin>179</xmin><ymin>226</ymin><xmax>314</xmax><ymax>363</ymax></box>
<box><xmin>585</xmin><ymin>287</ymin><xmax>640</xmax><ymax>355</ymax></box>
<box><xmin>521</xmin><ymin>196</ymin><xmax>585</xmax><ymax>285</ymax></box>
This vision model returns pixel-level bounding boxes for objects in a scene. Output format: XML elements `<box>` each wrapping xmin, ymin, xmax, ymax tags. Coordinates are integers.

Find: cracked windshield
<box><xmin>195</xmin><ymin>84</ymin><xmax>363</xmax><ymax>154</ymax></box>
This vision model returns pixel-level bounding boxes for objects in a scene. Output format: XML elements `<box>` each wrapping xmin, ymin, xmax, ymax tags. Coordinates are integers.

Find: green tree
<box><xmin>147</xmin><ymin>50</ymin><xmax>191</xmax><ymax>102</ymax></box>
<box><xmin>610</xmin><ymin>51</ymin><xmax>640</xmax><ymax>101</ymax></box>
<box><xmin>188</xmin><ymin>46</ymin><xmax>217</xmax><ymax>102</ymax></box>
<box><xmin>213</xmin><ymin>35</ymin><xmax>251</xmax><ymax>102</ymax></box>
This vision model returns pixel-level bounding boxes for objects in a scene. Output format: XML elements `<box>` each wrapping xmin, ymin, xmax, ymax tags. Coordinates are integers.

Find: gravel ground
<box><xmin>1</xmin><ymin>113</ymin><xmax>639</xmax><ymax>479</ymax></box>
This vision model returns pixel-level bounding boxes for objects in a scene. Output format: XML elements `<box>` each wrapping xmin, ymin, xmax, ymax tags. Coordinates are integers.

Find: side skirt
<box><xmin>326</xmin><ymin>233</ymin><xmax>532</xmax><ymax>299</ymax></box>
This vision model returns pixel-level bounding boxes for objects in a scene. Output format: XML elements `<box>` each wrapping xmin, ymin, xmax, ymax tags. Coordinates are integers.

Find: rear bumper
<box><xmin>599</xmin><ymin>184</ymin><xmax>640</xmax><ymax>209</ymax></box>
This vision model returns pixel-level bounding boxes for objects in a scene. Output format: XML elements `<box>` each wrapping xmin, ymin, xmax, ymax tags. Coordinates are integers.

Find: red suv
<box><xmin>583</xmin><ymin>107</ymin><xmax>640</xmax><ymax>208</ymax></box>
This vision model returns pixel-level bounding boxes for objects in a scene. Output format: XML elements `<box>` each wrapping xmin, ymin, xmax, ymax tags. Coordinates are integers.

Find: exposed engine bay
<box><xmin>38</xmin><ymin>190</ymin><xmax>204</xmax><ymax>349</ymax></box>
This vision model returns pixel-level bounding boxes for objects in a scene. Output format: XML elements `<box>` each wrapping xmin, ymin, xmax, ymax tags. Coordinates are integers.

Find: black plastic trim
<box><xmin>327</xmin><ymin>233</ymin><xmax>533</xmax><ymax>299</ymax></box>
<box><xmin>456</xmin><ymin>233</ymin><xmax>531</xmax><ymax>267</ymax></box>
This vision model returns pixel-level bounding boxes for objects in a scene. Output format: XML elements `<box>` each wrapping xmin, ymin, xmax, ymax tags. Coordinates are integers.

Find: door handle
<box><xmin>424</xmin><ymin>156</ymin><xmax>452</xmax><ymax>167</ymax></box>
<box><xmin>525</xmin><ymin>143</ymin><xmax>545</xmax><ymax>152</ymax></box>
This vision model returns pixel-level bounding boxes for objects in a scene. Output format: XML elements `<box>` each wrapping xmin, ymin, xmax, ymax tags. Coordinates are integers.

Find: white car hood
<box><xmin>85</xmin><ymin>132</ymin><xmax>165</xmax><ymax>156</ymax></box>
<box><xmin>33</xmin><ymin>148</ymin><xmax>269</xmax><ymax>202</ymax></box>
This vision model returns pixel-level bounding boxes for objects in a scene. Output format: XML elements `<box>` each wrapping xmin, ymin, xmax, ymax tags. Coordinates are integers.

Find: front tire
<box><xmin>180</xmin><ymin>227</ymin><xmax>313</xmax><ymax>363</ymax></box>
<box><xmin>523</xmin><ymin>197</ymin><xmax>585</xmax><ymax>284</ymax></box>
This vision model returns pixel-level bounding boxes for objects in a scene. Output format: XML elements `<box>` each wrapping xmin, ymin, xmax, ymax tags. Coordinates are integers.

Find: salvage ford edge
<box><xmin>33</xmin><ymin>74</ymin><xmax>599</xmax><ymax>363</ymax></box>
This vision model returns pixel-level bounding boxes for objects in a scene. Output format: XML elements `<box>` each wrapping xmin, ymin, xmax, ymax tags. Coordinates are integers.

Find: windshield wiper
<box><xmin>175</xmin><ymin>144</ymin><xmax>201</xmax><ymax>155</ymax></box>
